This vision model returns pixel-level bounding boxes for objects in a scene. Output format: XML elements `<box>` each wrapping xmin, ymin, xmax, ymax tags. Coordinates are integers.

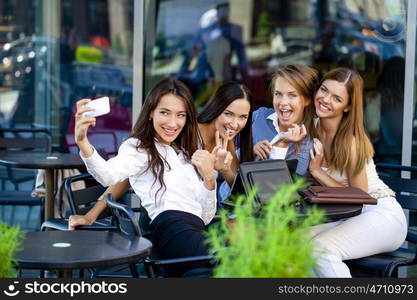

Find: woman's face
<box><xmin>150</xmin><ymin>93</ymin><xmax>187</xmax><ymax>145</ymax></box>
<box><xmin>314</xmin><ymin>79</ymin><xmax>350</xmax><ymax>119</ymax></box>
<box><xmin>215</xmin><ymin>98</ymin><xmax>251</xmax><ymax>140</ymax></box>
<box><xmin>273</xmin><ymin>77</ymin><xmax>309</xmax><ymax>131</ymax></box>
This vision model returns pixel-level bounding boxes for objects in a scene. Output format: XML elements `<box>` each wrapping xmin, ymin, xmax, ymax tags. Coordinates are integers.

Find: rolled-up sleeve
<box><xmin>295</xmin><ymin>138</ymin><xmax>313</xmax><ymax>176</ymax></box>
<box><xmin>196</xmin><ymin>185</ymin><xmax>217</xmax><ymax>225</ymax></box>
<box><xmin>80</xmin><ymin>138</ymin><xmax>147</xmax><ymax>187</ymax></box>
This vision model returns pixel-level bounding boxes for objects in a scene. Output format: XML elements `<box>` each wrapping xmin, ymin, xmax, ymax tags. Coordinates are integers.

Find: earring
<box><xmin>149</xmin><ymin>117</ymin><xmax>152</xmax><ymax>121</ymax></box>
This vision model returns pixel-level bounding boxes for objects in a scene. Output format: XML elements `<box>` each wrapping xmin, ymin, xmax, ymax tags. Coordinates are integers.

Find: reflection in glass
<box><xmin>144</xmin><ymin>0</ymin><xmax>408</xmax><ymax>163</ymax></box>
<box><xmin>0</xmin><ymin>0</ymin><xmax>134</xmax><ymax>231</ymax></box>
<box><xmin>0</xmin><ymin>0</ymin><xmax>134</xmax><ymax>156</ymax></box>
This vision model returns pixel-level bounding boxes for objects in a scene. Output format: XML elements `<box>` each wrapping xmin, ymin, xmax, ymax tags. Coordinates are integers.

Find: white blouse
<box><xmin>80</xmin><ymin>138</ymin><xmax>217</xmax><ymax>225</ymax></box>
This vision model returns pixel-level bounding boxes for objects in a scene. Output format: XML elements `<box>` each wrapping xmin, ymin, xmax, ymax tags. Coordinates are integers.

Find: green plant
<box><xmin>0</xmin><ymin>222</ymin><xmax>23</xmax><ymax>278</ymax></box>
<box><xmin>254</xmin><ymin>11</ymin><xmax>273</xmax><ymax>44</ymax></box>
<box><xmin>207</xmin><ymin>179</ymin><xmax>324</xmax><ymax>277</ymax></box>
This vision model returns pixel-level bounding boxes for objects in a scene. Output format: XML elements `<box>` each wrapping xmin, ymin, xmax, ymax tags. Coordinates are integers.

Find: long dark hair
<box><xmin>197</xmin><ymin>82</ymin><xmax>254</xmax><ymax>162</ymax></box>
<box><xmin>130</xmin><ymin>78</ymin><xmax>202</xmax><ymax>198</ymax></box>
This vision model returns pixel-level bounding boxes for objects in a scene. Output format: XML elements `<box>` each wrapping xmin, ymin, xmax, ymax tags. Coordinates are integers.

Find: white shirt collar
<box><xmin>267</xmin><ymin>112</ymin><xmax>280</xmax><ymax>134</ymax></box>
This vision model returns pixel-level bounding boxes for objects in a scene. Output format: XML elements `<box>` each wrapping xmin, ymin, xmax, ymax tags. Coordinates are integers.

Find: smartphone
<box><xmin>83</xmin><ymin>96</ymin><xmax>110</xmax><ymax>118</ymax></box>
<box><xmin>270</xmin><ymin>132</ymin><xmax>289</xmax><ymax>145</ymax></box>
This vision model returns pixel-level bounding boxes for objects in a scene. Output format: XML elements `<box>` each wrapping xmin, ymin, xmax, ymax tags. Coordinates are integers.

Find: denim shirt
<box><xmin>217</xmin><ymin>148</ymin><xmax>240</xmax><ymax>206</ymax></box>
<box><xmin>252</xmin><ymin>107</ymin><xmax>312</xmax><ymax>176</ymax></box>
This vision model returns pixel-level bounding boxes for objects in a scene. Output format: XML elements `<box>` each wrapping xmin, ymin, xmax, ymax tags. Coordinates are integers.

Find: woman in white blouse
<box><xmin>74</xmin><ymin>78</ymin><xmax>221</xmax><ymax>277</ymax></box>
<box><xmin>69</xmin><ymin>82</ymin><xmax>254</xmax><ymax>227</ymax></box>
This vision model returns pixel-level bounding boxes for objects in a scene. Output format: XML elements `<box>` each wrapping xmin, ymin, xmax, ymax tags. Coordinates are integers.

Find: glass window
<box><xmin>0</xmin><ymin>0</ymin><xmax>134</xmax><ymax>229</ymax></box>
<box><xmin>412</xmin><ymin>3</ymin><xmax>417</xmax><ymax>167</ymax></box>
<box><xmin>144</xmin><ymin>0</ymin><xmax>408</xmax><ymax>163</ymax></box>
<box><xmin>0</xmin><ymin>0</ymin><xmax>134</xmax><ymax>156</ymax></box>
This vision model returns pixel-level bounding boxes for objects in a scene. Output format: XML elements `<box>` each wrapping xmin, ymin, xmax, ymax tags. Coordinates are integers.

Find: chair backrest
<box><xmin>376</xmin><ymin>163</ymin><xmax>417</xmax><ymax>211</ymax></box>
<box><xmin>0</xmin><ymin>128</ymin><xmax>51</xmax><ymax>152</ymax></box>
<box><xmin>105</xmin><ymin>194</ymin><xmax>142</xmax><ymax>237</ymax></box>
<box><xmin>63</xmin><ymin>173</ymin><xmax>109</xmax><ymax>218</ymax></box>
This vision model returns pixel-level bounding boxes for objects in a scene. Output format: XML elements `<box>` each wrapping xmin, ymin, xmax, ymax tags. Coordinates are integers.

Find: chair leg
<box><xmin>144</xmin><ymin>263</ymin><xmax>156</xmax><ymax>278</ymax></box>
<box><xmin>386</xmin><ymin>264</ymin><xmax>399</xmax><ymax>277</ymax></box>
<box><xmin>88</xmin><ymin>268</ymin><xmax>98</xmax><ymax>278</ymax></box>
<box><xmin>25</xmin><ymin>206</ymin><xmax>32</xmax><ymax>227</ymax></box>
<box><xmin>129</xmin><ymin>264</ymin><xmax>139</xmax><ymax>278</ymax></box>
<box><xmin>0</xmin><ymin>205</ymin><xmax>5</xmax><ymax>222</ymax></box>
<box><xmin>10</xmin><ymin>206</ymin><xmax>16</xmax><ymax>225</ymax></box>
<box><xmin>40</xmin><ymin>198</ymin><xmax>45</xmax><ymax>227</ymax></box>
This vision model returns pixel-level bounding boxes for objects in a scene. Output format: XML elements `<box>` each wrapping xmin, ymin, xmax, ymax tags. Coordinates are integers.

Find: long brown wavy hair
<box><xmin>319</xmin><ymin>68</ymin><xmax>374</xmax><ymax>176</ymax></box>
<box><xmin>270</xmin><ymin>64</ymin><xmax>319</xmax><ymax>152</ymax></box>
<box><xmin>130</xmin><ymin>78</ymin><xmax>202</xmax><ymax>198</ymax></box>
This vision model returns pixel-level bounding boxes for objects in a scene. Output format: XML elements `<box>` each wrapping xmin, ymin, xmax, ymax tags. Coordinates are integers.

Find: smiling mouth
<box><xmin>224</xmin><ymin>127</ymin><xmax>235</xmax><ymax>136</ymax></box>
<box><xmin>279</xmin><ymin>109</ymin><xmax>293</xmax><ymax>121</ymax></box>
<box><xmin>317</xmin><ymin>102</ymin><xmax>331</xmax><ymax>112</ymax></box>
<box><xmin>162</xmin><ymin>127</ymin><xmax>178</xmax><ymax>136</ymax></box>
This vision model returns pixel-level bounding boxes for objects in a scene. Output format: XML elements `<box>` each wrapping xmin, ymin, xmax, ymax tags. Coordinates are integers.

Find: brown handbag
<box><xmin>301</xmin><ymin>186</ymin><xmax>378</xmax><ymax>205</ymax></box>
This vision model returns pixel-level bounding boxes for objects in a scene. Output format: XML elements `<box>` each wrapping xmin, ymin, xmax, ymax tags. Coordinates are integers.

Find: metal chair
<box><xmin>41</xmin><ymin>173</ymin><xmax>117</xmax><ymax>231</ymax></box>
<box><xmin>0</xmin><ymin>128</ymin><xmax>51</xmax><ymax>189</ymax></box>
<box><xmin>346</xmin><ymin>163</ymin><xmax>417</xmax><ymax>277</ymax></box>
<box><xmin>0</xmin><ymin>128</ymin><xmax>51</xmax><ymax>226</ymax></box>
<box><xmin>105</xmin><ymin>194</ymin><xmax>216</xmax><ymax>278</ymax></box>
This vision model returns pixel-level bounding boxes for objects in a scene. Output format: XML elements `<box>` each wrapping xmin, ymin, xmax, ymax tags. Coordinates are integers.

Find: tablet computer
<box><xmin>247</xmin><ymin>168</ymin><xmax>294</xmax><ymax>204</ymax></box>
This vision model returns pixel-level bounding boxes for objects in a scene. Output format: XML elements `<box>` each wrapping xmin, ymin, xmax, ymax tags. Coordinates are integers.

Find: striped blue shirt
<box><xmin>252</xmin><ymin>107</ymin><xmax>313</xmax><ymax>175</ymax></box>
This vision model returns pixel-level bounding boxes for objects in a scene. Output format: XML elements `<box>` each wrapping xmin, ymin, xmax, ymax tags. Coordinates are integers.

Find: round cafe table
<box><xmin>297</xmin><ymin>202</ymin><xmax>363</xmax><ymax>221</ymax></box>
<box><xmin>222</xmin><ymin>200</ymin><xmax>362</xmax><ymax>222</ymax></box>
<box><xmin>0</xmin><ymin>152</ymin><xmax>84</xmax><ymax>221</ymax></box>
<box><xmin>15</xmin><ymin>230</ymin><xmax>152</xmax><ymax>277</ymax></box>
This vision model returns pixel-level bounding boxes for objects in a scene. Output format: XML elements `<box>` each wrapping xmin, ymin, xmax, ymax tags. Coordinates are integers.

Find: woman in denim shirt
<box><xmin>252</xmin><ymin>64</ymin><xmax>318</xmax><ymax>176</ymax></box>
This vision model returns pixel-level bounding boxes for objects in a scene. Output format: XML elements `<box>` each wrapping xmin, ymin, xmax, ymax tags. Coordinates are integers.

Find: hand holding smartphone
<box><xmin>270</xmin><ymin>132</ymin><xmax>289</xmax><ymax>145</ymax></box>
<box><xmin>83</xmin><ymin>96</ymin><xmax>110</xmax><ymax>118</ymax></box>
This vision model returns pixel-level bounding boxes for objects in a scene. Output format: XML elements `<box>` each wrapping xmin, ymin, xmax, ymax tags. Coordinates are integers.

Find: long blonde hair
<box><xmin>321</xmin><ymin>68</ymin><xmax>374</xmax><ymax>176</ymax></box>
<box><xmin>270</xmin><ymin>64</ymin><xmax>319</xmax><ymax>152</ymax></box>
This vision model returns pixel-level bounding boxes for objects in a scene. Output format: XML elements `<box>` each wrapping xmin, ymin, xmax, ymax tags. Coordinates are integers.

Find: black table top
<box><xmin>15</xmin><ymin>231</ymin><xmax>152</xmax><ymax>270</ymax></box>
<box><xmin>223</xmin><ymin>200</ymin><xmax>362</xmax><ymax>221</ymax></box>
<box><xmin>297</xmin><ymin>203</ymin><xmax>363</xmax><ymax>221</ymax></box>
<box><xmin>0</xmin><ymin>152</ymin><xmax>84</xmax><ymax>169</ymax></box>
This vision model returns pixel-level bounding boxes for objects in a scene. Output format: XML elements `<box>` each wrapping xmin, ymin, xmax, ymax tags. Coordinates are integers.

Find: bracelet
<box><xmin>369</xmin><ymin>188</ymin><xmax>396</xmax><ymax>200</ymax></box>
<box><xmin>97</xmin><ymin>193</ymin><xmax>107</xmax><ymax>202</ymax></box>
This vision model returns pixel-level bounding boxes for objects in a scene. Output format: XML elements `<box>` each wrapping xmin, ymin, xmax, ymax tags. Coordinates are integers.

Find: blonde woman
<box><xmin>252</xmin><ymin>64</ymin><xmax>319</xmax><ymax>175</ymax></box>
<box><xmin>309</xmin><ymin>68</ymin><xmax>407</xmax><ymax>277</ymax></box>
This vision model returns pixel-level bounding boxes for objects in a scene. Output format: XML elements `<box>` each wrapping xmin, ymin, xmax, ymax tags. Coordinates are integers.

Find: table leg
<box><xmin>44</xmin><ymin>169</ymin><xmax>55</xmax><ymax>221</ymax></box>
<box><xmin>59</xmin><ymin>270</ymin><xmax>73</xmax><ymax>278</ymax></box>
<box><xmin>45</xmin><ymin>270</ymin><xmax>73</xmax><ymax>278</ymax></box>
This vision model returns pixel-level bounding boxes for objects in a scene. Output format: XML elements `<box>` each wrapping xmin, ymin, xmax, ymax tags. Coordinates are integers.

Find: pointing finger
<box><xmin>76</xmin><ymin>98</ymin><xmax>91</xmax><ymax>111</ymax></box>
<box><xmin>222</xmin><ymin>134</ymin><xmax>228</xmax><ymax>150</ymax></box>
<box><xmin>310</xmin><ymin>149</ymin><xmax>315</xmax><ymax>160</ymax></box>
<box><xmin>215</xmin><ymin>130</ymin><xmax>221</xmax><ymax>147</ymax></box>
<box><xmin>313</xmin><ymin>143</ymin><xmax>320</xmax><ymax>156</ymax></box>
<box><xmin>301</xmin><ymin>124</ymin><xmax>307</xmax><ymax>136</ymax></box>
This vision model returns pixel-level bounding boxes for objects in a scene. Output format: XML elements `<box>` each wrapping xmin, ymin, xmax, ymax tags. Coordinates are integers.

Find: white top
<box><xmin>315</xmin><ymin>118</ymin><xmax>394</xmax><ymax>198</ymax></box>
<box><xmin>266</xmin><ymin>112</ymin><xmax>288</xmax><ymax>159</ymax></box>
<box><xmin>80</xmin><ymin>138</ymin><xmax>217</xmax><ymax>225</ymax></box>
<box><xmin>322</xmin><ymin>159</ymin><xmax>394</xmax><ymax>198</ymax></box>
